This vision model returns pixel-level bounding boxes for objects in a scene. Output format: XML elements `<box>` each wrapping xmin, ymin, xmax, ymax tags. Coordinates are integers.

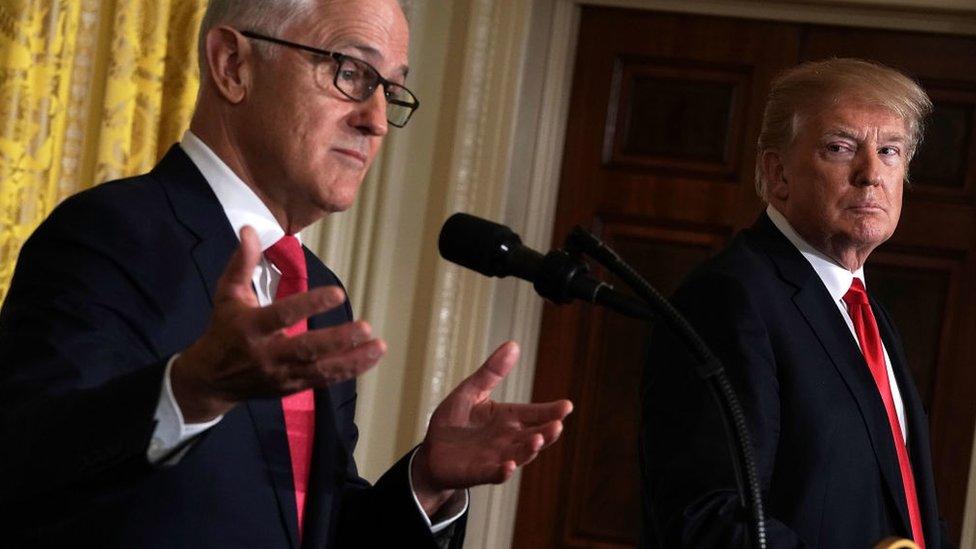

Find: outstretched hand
<box><xmin>410</xmin><ymin>341</ymin><xmax>573</xmax><ymax>516</ymax></box>
<box><xmin>171</xmin><ymin>226</ymin><xmax>387</xmax><ymax>422</ymax></box>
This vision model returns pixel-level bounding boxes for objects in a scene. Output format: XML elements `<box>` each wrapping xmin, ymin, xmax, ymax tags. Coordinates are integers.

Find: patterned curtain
<box><xmin>0</xmin><ymin>0</ymin><xmax>206</xmax><ymax>300</ymax></box>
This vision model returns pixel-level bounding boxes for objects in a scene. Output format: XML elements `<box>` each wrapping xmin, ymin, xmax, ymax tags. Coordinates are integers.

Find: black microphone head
<box><xmin>438</xmin><ymin>213</ymin><xmax>522</xmax><ymax>277</ymax></box>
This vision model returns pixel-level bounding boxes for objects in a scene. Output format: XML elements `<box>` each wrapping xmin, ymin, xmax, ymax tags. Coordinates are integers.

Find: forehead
<box><xmin>801</xmin><ymin>98</ymin><xmax>908</xmax><ymax>139</ymax></box>
<box><xmin>298</xmin><ymin>0</ymin><xmax>409</xmax><ymax>75</ymax></box>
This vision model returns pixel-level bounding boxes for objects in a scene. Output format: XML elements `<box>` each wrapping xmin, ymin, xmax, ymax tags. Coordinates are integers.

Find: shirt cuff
<box><xmin>147</xmin><ymin>354</ymin><xmax>224</xmax><ymax>464</ymax></box>
<box><xmin>407</xmin><ymin>448</ymin><xmax>469</xmax><ymax>534</ymax></box>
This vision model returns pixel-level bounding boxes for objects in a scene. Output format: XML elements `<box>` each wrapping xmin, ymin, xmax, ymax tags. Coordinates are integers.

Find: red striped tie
<box><xmin>265</xmin><ymin>235</ymin><xmax>315</xmax><ymax>540</ymax></box>
<box><xmin>843</xmin><ymin>278</ymin><xmax>924</xmax><ymax>548</ymax></box>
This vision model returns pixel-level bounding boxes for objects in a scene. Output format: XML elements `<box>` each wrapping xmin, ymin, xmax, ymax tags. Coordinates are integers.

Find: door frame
<box><xmin>488</xmin><ymin>1</ymin><xmax>976</xmax><ymax>548</ymax></box>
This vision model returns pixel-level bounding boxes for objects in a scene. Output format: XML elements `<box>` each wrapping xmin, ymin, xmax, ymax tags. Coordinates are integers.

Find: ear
<box><xmin>761</xmin><ymin>150</ymin><xmax>789</xmax><ymax>202</ymax></box>
<box><xmin>203</xmin><ymin>26</ymin><xmax>253</xmax><ymax>104</ymax></box>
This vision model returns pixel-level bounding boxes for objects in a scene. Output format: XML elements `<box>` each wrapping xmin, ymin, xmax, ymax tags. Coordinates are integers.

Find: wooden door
<box><xmin>513</xmin><ymin>7</ymin><xmax>976</xmax><ymax>548</ymax></box>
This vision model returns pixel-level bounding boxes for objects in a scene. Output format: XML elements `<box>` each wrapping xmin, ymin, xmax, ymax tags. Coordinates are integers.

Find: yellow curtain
<box><xmin>0</xmin><ymin>0</ymin><xmax>206</xmax><ymax>301</ymax></box>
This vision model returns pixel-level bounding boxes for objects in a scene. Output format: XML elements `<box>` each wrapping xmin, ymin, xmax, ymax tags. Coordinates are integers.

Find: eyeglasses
<box><xmin>239</xmin><ymin>30</ymin><xmax>420</xmax><ymax>128</ymax></box>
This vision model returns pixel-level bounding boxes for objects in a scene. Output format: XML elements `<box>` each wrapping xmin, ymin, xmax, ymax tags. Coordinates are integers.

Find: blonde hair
<box><xmin>754</xmin><ymin>58</ymin><xmax>933</xmax><ymax>200</ymax></box>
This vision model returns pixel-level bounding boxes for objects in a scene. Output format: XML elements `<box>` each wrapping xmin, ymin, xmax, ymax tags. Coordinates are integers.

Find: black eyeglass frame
<box><xmin>238</xmin><ymin>29</ymin><xmax>419</xmax><ymax>128</ymax></box>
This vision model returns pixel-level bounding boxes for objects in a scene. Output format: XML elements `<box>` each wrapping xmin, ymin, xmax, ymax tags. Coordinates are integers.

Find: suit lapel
<box><xmin>871</xmin><ymin>299</ymin><xmax>921</xmax><ymax>448</ymax></box>
<box><xmin>302</xmin><ymin>391</ymin><xmax>341</xmax><ymax>549</ymax></box>
<box><xmin>750</xmin><ymin>215</ymin><xmax>912</xmax><ymax>535</ymax></box>
<box><xmin>301</xmin><ymin>247</ymin><xmax>350</xmax><ymax>548</ymax></box>
<box><xmin>154</xmin><ymin>145</ymin><xmax>301</xmax><ymax>547</ymax></box>
<box><xmin>152</xmin><ymin>145</ymin><xmax>239</xmax><ymax>304</ymax></box>
<box><xmin>872</xmin><ymin>298</ymin><xmax>918</xmax><ymax>447</ymax></box>
<box><xmin>247</xmin><ymin>400</ymin><xmax>301</xmax><ymax>548</ymax></box>
<box><xmin>874</xmin><ymin>300</ymin><xmax>941</xmax><ymax>546</ymax></box>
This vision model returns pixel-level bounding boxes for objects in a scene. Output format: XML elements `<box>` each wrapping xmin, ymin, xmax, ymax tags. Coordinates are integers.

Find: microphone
<box><xmin>438</xmin><ymin>213</ymin><xmax>651</xmax><ymax>318</ymax></box>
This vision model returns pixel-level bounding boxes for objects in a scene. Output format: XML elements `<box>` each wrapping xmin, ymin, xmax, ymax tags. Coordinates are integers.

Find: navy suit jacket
<box><xmin>640</xmin><ymin>214</ymin><xmax>950</xmax><ymax>548</ymax></box>
<box><xmin>0</xmin><ymin>146</ymin><xmax>463</xmax><ymax>548</ymax></box>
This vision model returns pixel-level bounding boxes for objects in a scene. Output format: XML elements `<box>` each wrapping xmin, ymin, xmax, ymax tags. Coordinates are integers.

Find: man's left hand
<box><xmin>410</xmin><ymin>341</ymin><xmax>573</xmax><ymax>517</ymax></box>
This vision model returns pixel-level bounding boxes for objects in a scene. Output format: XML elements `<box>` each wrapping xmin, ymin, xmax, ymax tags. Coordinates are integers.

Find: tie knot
<box><xmin>265</xmin><ymin>235</ymin><xmax>307</xmax><ymax>280</ymax></box>
<box><xmin>843</xmin><ymin>277</ymin><xmax>869</xmax><ymax>307</ymax></box>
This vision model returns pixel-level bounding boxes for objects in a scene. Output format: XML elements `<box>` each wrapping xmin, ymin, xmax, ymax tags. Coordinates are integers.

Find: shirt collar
<box><xmin>179</xmin><ymin>131</ymin><xmax>298</xmax><ymax>251</ymax></box>
<box><xmin>766</xmin><ymin>204</ymin><xmax>865</xmax><ymax>303</ymax></box>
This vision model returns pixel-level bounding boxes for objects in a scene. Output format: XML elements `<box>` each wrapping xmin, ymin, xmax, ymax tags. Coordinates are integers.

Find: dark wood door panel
<box><xmin>799</xmin><ymin>26</ymin><xmax>976</xmax><ymax>81</ymax></box>
<box><xmin>910</xmin><ymin>85</ymin><xmax>976</xmax><ymax>202</ymax></box>
<box><xmin>564</xmin><ymin>221</ymin><xmax>731</xmax><ymax>547</ymax></box>
<box><xmin>605</xmin><ymin>57</ymin><xmax>752</xmax><ymax>178</ymax></box>
<box><xmin>596</xmin><ymin>173</ymin><xmax>742</xmax><ymax>224</ymax></box>
<box><xmin>895</xmin><ymin>198</ymin><xmax>976</xmax><ymax>251</ymax></box>
<box><xmin>866</xmin><ymin>248</ymin><xmax>965</xmax><ymax>411</ymax></box>
<box><xmin>516</xmin><ymin>219</ymin><xmax>730</xmax><ymax>549</ymax></box>
<box><xmin>552</xmin><ymin>8</ymin><xmax>799</xmax><ymax>244</ymax></box>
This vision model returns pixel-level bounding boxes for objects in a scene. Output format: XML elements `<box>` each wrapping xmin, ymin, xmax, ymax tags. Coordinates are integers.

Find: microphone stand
<box><xmin>563</xmin><ymin>226</ymin><xmax>768</xmax><ymax>549</ymax></box>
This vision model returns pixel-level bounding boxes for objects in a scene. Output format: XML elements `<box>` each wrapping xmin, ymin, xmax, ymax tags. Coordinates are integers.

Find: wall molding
<box><xmin>583</xmin><ymin>0</ymin><xmax>976</xmax><ymax>35</ymax></box>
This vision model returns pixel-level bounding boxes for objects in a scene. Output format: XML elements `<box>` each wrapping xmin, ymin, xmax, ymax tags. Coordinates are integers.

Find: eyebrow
<box><xmin>823</xmin><ymin>128</ymin><xmax>907</xmax><ymax>144</ymax></box>
<box><xmin>348</xmin><ymin>43</ymin><xmax>410</xmax><ymax>79</ymax></box>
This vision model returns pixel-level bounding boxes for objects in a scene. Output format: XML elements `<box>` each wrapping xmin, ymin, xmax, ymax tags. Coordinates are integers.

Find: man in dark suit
<box><xmin>0</xmin><ymin>0</ymin><xmax>572</xmax><ymax>546</ymax></box>
<box><xmin>641</xmin><ymin>58</ymin><xmax>951</xmax><ymax>548</ymax></box>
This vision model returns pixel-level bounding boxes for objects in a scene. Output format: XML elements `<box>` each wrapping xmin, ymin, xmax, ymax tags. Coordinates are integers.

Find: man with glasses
<box><xmin>0</xmin><ymin>0</ymin><xmax>572</xmax><ymax>547</ymax></box>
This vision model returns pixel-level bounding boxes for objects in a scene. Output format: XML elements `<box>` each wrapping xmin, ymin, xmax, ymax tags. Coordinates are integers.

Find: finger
<box><xmin>527</xmin><ymin>419</ymin><xmax>565</xmax><ymax>447</ymax></box>
<box><xmin>457</xmin><ymin>341</ymin><xmax>520</xmax><ymax>398</ymax></box>
<box><xmin>492</xmin><ymin>399</ymin><xmax>574</xmax><ymax>426</ymax></box>
<box><xmin>475</xmin><ymin>460</ymin><xmax>517</xmax><ymax>485</ymax></box>
<box><xmin>264</xmin><ymin>335</ymin><xmax>383</xmax><ymax>394</ymax></box>
<box><xmin>497</xmin><ymin>460</ymin><xmax>518</xmax><ymax>483</ymax></box>
<box><xmin>216</xmin><ymin>225</ymin><xmax>263</xmax><ymax>302</ymax></box>
<box><xmin>252</xmin><ymin>286</ymin><xmax>346</xmax><ymax>333</ymax></box>
<box><xmin>499</xmin><ymin>420</ymin><xmax>562</xmax><ymax>459</ymax></box>
<box><xmin>270</xmin><ymin>320</ymin><xmax>372</xmax><ymax>363</ymax></box>
<box><xmin>300</xmin><ymin>338</ymin><xmax>387</xmax><ymax>387</ymax></box>
<box><xmin>507</xmin><ymin>433</ymin><xmax>545</xmax><ymax>465</ymax></box>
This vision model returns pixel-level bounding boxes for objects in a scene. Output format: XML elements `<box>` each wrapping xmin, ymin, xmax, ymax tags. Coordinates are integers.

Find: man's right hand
<box><xmin>171</xmin><ymin>226</ymin><xmax>386</xmax><ymax>423</ymax></box>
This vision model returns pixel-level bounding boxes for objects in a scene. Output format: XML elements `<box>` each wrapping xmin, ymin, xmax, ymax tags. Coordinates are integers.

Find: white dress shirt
<box><xmin>766</xmin><ymin>205</ymin><xmax>907</xmax><ymax>441</ymax></box>
<box><xmin>147</xmin><ymin>131</ymin><xmax>466</xmax><ymax>531</ymax></box>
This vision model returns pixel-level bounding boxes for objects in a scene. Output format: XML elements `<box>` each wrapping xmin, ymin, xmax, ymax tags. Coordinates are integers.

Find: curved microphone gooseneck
<box><xmin>566</xmin><ymin>226</ymin><xmax>767</xmax><ymax>549</ymax></box>
<box><xmin>438</xmin><ymin>213</ymin><xmax>767</xmax><ymax>549</ymax></box>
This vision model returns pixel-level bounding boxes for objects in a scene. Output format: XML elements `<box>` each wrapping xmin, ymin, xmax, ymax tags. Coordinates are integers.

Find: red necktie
<box><xmin>843</xmin><ymin>278</ymin><xmax>924</xmax><ymax>548</ymax></box>
<box><xmin>265</xmin><ymin>235</ymin><xmax>315</xmax><ymax>539</ymax></box>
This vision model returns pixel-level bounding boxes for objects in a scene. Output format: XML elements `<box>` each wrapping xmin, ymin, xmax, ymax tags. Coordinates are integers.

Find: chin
<box><xmin>317</xmin><ymin>193</ymin><xmax>358</xmax><ymax>214</ymax></box>
<box><xmin>847</xmin><ymin>226</ymin><xmax>893</xmax><ymax>249</ymax></box>
<box><xmin>313</xmin><ymin>181</ymin><xmax>363</xmax><ymax>213</ymax></box>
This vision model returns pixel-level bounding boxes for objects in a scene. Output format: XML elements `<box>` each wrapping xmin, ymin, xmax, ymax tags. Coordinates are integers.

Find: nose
<box><xmin>349</xmin><ymin>87</ymin><xmax>389</xmax><ymax>137</ymax></box>
<box><xmin>853</xmin><ymin>149</ymin><xmax>884</xmax><ymax>187</ymax></box>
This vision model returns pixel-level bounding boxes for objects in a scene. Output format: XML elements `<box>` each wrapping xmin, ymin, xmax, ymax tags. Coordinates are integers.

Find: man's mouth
<box><xmin>332</xmin><ymin>147</ymin><xmax>367</xmax><ymax>164</ymax></box>
<box><xmin>847</xmin><ymin>202</ymin><xmax>885</xmax><ymax>213</ymax></box>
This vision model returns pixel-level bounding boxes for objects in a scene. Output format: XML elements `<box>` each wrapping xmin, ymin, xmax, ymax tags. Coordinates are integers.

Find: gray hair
<box><xmin>754</xmin><ymin>58</ymin><xmax>933</xmax><ymax>201</ymax></box>
<box><xmin>197</xmin><ymin>0</ymin><xmax>411</xmax><ymax>73</ymax></box>
<box><xmin>198</xmin><ymin>0</ymin><xmax>314</xmax><ymax>73</ymax></box>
